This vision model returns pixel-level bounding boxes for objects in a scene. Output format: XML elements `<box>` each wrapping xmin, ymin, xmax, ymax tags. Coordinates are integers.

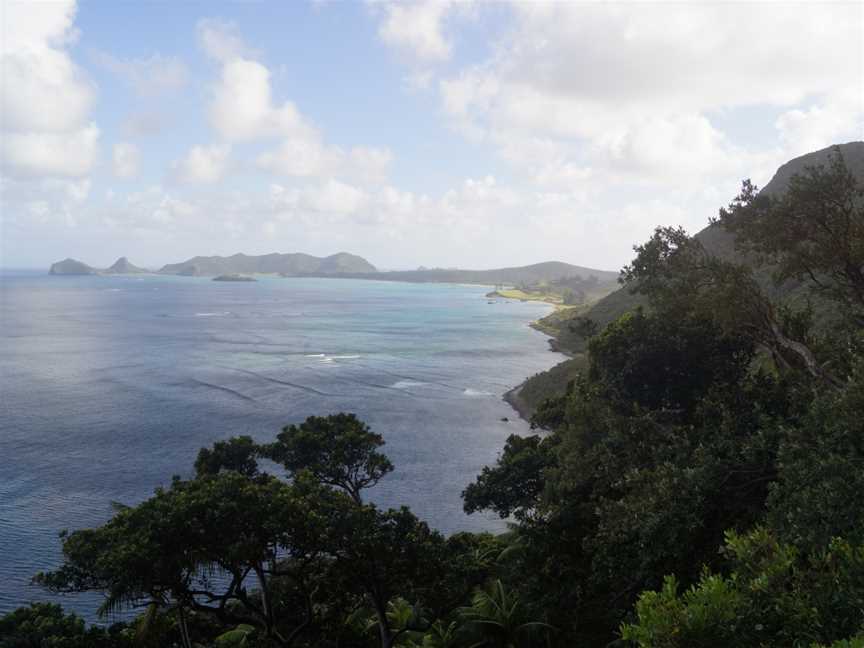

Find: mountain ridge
<box><xmin>47</xmin><ymin>253</ymin><xmax>616</xmax><ymax>286</ymax></box>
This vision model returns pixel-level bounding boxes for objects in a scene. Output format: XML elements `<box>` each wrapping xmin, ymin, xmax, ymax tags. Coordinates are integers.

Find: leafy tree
<box><xmin>714</xmin><ymin>146</ymin><xmax>864</xmax><ymax>325</ymax></box>
<box><xmin>620</xmin><ymin>527</ymin><xmax>864</xmax><ymax>647</ymax></box>
<box><xmin>264</xmin><ymin>413</ymin><xmax>394</xmax><ymax>503</ymax></box>
<box><xmin>195</xmin><ymin>435</ymin><xmax>260</xmax><ymax>477</ymax></box>
<box><xmin>767</xmin><ymin>355</ymin><xmax>864</xmax><ymax>550</ymax></box>
<box><xmin>0</xmin><ymin>603</ymin><xmax>130</xmax><ymax>648</ymax></box>
<box><xmin>462</xmin><ymin>434</ymin><xmax>559</xmax><ymax>521</ymax></box>
<box><xmin>587</xmin><ymin>308</ymin><xmax>753</xmax><ymax>416</ymax></box>
<box><xmin>36</xmin><ymin>471</ymin><xmax>347</xmax><ymax>647</ymax></box>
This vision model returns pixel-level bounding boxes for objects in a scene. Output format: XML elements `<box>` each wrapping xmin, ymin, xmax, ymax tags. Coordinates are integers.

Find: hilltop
<box><xmin>105</xmin><ymin>257</ymin><xmax>146</xmax><ymax>274</ymax></box>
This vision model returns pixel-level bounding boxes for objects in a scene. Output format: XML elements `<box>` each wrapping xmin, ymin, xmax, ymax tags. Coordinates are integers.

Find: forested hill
<box><xmin>158</xmin><ymin>251</ymin><xmax>377</xmax><ymax>276</ymax></box>
<box><xmin>341</xmin><ymin>261</ymin><xmax>618</xmax><ymax>287</ymax></box>
<box><xmin>560</xmin><ymin>141</ymin><xmax>864</xmax><ymax>349</ymax></box>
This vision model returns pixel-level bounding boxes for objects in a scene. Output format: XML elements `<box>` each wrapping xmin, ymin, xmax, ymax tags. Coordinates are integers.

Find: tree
<box><xmin>195</xmin><ymin>435</ymin><xmax>260</xmax><ymax>477</ymax></box>
<box><xmin>587</xmin><ymin>308</ymin><xmax>753</xmax><ymax>416</ymax></box>
<box><xmin>767</xmin><ymin>356</ymin><xmax>864</xmax><ymax>550</ymax></box>
<box><xmin>621</xmin><ymin>225</ymin><xmax>839</xmax><ymax>386</ymax></box>
<box><xmin>463</xmin><ymin>434</ymin><xmax>559</xmax><ymax>521</ymax></box>
<box><xmin>0</xmin><ymin>603</ymin><xmax>130</xmax><ymax>648</ymax></box>
<box><xmin>36</xmin><ymin>471</ymin><xmax>346</xmax><ymax>648</ymax></box>
<box><xmin>263</xmin><ymin>413</ymin><xmax>394</xmax><ymax>504</ymax></box>
<box><xmin>36</xmin><ymin>416</ymin><xmax>496</xmax><ymax>648</ymax></box>
<box><xmin>714</xmin><ymin>147</ymin><xmax>864</xmax><ymax>325</ymax></box>
<box><xmin>620</xmin><ymin>527</ymin><xmax>864</xmax><ymax>647</ymax></box>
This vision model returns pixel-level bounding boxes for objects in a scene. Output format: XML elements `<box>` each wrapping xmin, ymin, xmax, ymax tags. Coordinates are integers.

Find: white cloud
<box><xmin>270</xmin><ymin>179</ymin><xmax>369</xmax><ymax>215</ymax></box>
<box><xmin>0</xmin><ymin>0</ymin><xmax>99</xmax><ymax>178</ymax></box>
<box><xmin>376</xmin><ymin>0</ymin><xmax>459</xmax><ymax>62</ymax></box>
<box><xmin>198</xmin><ymin>18</ymin><xmax>393</xmax><ymax>184</ymax></box>
<box><xmin>112</xmin><ymin>142</ymin><xmax>140</xmax><ymax>178</ymax></box>
<box><xmin>433</xmin><ymin>2</ymin><xmax>863</xmax><ymax>189</ymax></box>
<box><xmin>775</xmin><ymin>87</ymin><xmax>864</xmax><ymax>159</ymax></box>
<box><xmin>196</xmin><ymin>18</ymin><xmax>258</xmax><ymax>63</ymax></box>
<box><xmin>208</xmin><ymin>58</ymin><xmax>315</xmax><ymax>141</ymax></box>
<box><xmin>44</xmin><ymin>177</ymin><xmax>91</xmax><ymax>203</ymax></box>
<box><xmin>257</xmin><ymin>139</ymin><xmax>392</xmax><ymax>183</ymax></box>
<box><xmin>92</xmin><ymin>51</ymin><xmax>188</xmax><ymax>96</ymax></box>
<box><xmin>171</xmin><ymin>144</ymin><xmax>231</xmax><ymax>184</ymax></box>
<box><xmin>1</xmin><ymin>125</ymin><xmax>99</xmax><ymax>178</ymax></box>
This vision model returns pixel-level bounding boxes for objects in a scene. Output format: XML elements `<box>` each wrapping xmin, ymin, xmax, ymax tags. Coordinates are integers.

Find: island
<box><xmin>49</xmin><ymin>257</ymin><xmax>148</xmax><ymax>275</ymax></box>
<box><xmin>104</xmin><ymin>257</ymin><xmax>146</xmax><ymax>274</ymax></box>
<box><xmin>212</xmin><ymin>274</ymin><xmax>257</xmax><ymax>282</ymax></box>
<box><xmin>49</xmin><ymin>258</ymin><xmax>97</xmax><ymax>275</ymax></box>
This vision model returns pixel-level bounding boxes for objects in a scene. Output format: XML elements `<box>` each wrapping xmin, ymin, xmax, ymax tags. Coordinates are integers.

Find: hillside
<box><xmin>158</xmin><ymin>252</ymin><xmax>377</xmax><ymax>276</ymax></box>
<box><xmin>514</xmin><ymin>141</ymin><xmax>864</xmax><ymax>416</ymax></box>
<box><xmin>374</xmin><ymin>261</ymin><xmax>617</xmax><ymax>285</ymax></box>
<box><xmin>560</xmin><ymin>141</ymin><xmax>864</xmax><ymax>352</ymax></box>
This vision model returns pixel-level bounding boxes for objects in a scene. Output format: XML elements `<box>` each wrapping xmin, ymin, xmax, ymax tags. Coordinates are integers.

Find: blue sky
<box><xmin>1</xmin><ymin>0</ymin><xmax>862</xmax><ymax>270</ymax></box>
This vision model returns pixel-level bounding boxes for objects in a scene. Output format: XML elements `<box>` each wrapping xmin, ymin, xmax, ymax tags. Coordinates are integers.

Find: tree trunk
<box><xmin>177</xmin><ymin>605</ymin><xmax>194</xmax><ymax>648</ymax></box>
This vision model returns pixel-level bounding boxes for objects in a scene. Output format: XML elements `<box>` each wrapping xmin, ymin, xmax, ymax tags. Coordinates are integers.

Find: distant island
<box><xmin>49</xmin><ymin>258</ymin><xmax>98</xmax><ymax>275</ymax></box>
<box><xmin>48</xmin><ymin>252</ymin><xmax>377</xmax><ymax>277</ymax></box>
<box><xmin>47</xmin><ymin>254</ymin><xmax>618</xmax><ymax>301</ymax></box>
<box><xmin>212</xmin><ymin>274</ymin><xmax>256</xmax><ymax>282</ymax></box>
<box><xmin>159</xmin><ymin>251</ymin><xmax>377</xmax><ymax>276</ymax></box>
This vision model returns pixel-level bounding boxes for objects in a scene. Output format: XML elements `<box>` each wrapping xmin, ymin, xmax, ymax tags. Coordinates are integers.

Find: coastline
<box><xmin>502</xmin><ymin>302</ymin><xmax>571</xmax><ymax>423</ymax></box>
<box><xmin>503</xmin><ymin>383</ymin><xmax>533</xmax><ymax>422</ymax></box>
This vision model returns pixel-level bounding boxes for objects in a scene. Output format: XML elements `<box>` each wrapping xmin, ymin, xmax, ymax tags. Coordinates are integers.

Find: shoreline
<box><xmin>502</xmin><ymin>304</ymin><xmax>571</xmax><ymax>424</ymax></box>
<box><xmin>503</xmin><ymin>383</ymin><xmax>533</xmax><ymax>422</ymax></box>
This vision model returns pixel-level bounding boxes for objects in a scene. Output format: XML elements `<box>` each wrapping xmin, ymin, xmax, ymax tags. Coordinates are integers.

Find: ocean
<box><xmin>0</xmin><ymin>271</ymin><xmax>562</xmax><ymax>619</ymax></box>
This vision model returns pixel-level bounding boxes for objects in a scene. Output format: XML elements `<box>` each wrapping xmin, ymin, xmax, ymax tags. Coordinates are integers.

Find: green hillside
<box><xmin>514</xmin><ymin>141</ymin><xmax>864</xmax><ymax>415</ymax></box>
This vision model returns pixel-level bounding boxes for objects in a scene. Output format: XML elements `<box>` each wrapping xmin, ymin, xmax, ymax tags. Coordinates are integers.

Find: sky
<box><xmin>1</xmin><ymin>0</ymin><xmax>862</xmax><ymax>271</ymax></box>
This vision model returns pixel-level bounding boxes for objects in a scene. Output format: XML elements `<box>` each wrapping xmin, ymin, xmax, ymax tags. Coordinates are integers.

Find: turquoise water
<box><xmin>0</xmin><ymin>272</ymin><xmax>562</xmax><ymax>618</ymax></box>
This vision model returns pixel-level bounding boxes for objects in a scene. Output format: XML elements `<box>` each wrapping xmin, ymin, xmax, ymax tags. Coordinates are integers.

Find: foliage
<box><xmin>714</xmin><ymin>146</ymin><xmax>864</xmax><ymax>325</ymax></box>
<box><xmin>0</xmin><ymin>603</ymin><xmax>130</xmax><ymax>648</ymax></box>
<box><xmin>33</xmin><ymin>415</ymin><xmax>497</xmax><ymax>648</ymax></box>
<box><xmin>195</xmin><ymin>435</ymin><xmax>260</xmax><ymax>477</ymax></box>
<box><xmin>458</xmin><ymin>580</ymin><xmax>552</xmax><ymax>648</ymax></box>
<box><xmin>462</xmin><ymin>148</ymin><xmax>864</xmax><ymax>645</ymax></box>
<box><xmin>264</xmin><ymin>413</ymin><xmax>394</xmax><ymax>503</ymax></box>
<box><xmin>767</xmin><ymin>355</ymin><xmax>864</xmax><ymax>549</ymax></box>
<box><xmin>620</xmin><ymin>527</ymin><xmax>864</xmax><ymax>647</ymax></box>
<box><xmin>462</xmin><ymin>434</ymin><xmax>559</xmax><ymax>521</ymax></box>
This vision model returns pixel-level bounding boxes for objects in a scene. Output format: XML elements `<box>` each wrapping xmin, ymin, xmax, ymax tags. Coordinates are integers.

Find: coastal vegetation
<box><xmin>5</xmin><ymin>144</ymin><xmax>864</xmax><ymax>647</ymax></box>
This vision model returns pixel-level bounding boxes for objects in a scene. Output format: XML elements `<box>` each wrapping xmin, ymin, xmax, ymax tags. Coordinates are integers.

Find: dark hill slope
<box><xmin>565</xmin><ymin>141</ymin><xmax>864</xmax><ymax>351</ymax></box>
<box><xmin>513</xmin><ymin>142</ymin><xmax>864</xmax><ymax>417</ymax></box>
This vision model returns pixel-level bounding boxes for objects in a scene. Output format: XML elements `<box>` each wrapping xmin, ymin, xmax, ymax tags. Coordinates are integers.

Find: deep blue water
<box><xmin>0</xmin><ymin>272</ymin><xmax>562</xmax><ymax>619</ymax></box>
